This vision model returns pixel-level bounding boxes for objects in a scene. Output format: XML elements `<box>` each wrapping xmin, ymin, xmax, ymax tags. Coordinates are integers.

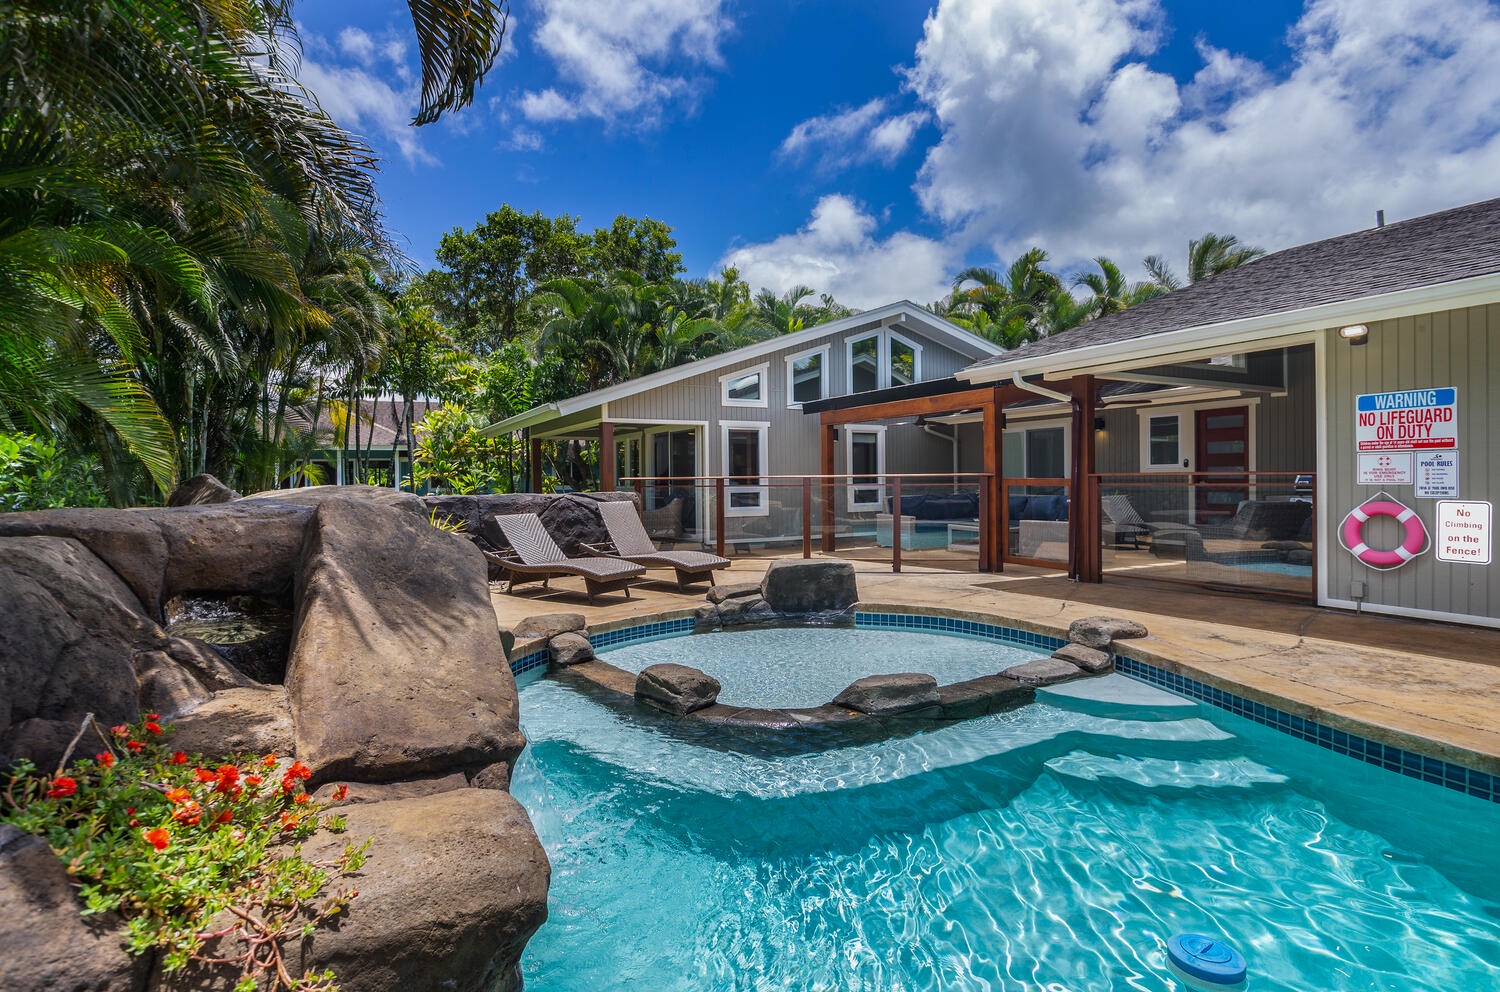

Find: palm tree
<box><xmin>1144</xmin><ymin>233</ymin><xmax>1266</xmax><ymax>292</ymax></box>
<box><xmin>1073</xmin><ymin>256</ymin><xmax>1164</xmax><ymax>319</ymax></box>
<box><xmin>944</xmin><ymin>248</ymin><xmax>1065</xmax><ymax>345</ymax></box>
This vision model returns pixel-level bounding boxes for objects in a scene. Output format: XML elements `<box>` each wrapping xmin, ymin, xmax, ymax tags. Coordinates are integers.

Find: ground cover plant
<box><xmin>2</xmin><ymin>716</ymin><xmax>368</xmax><ymax>991</ymax></box>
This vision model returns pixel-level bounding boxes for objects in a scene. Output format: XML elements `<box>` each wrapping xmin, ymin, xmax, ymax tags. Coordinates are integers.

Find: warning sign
<box><xmin>1357</xmin><ymin>452</ymin><xmax>1413</xmax><ymax>485</ymax></box>
<box><xmin>1435</xmin><ymin>500</ymin><xmax>1490</xmax><ymax>564</ymax></box>
<box><xmin>1356</xmin><ymin>388</ymin><xmax>1457</xmax><ymax>451</ymax></box>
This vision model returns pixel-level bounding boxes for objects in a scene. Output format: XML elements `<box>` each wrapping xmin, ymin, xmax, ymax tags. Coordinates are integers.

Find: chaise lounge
<box><xmin>490</xmin><ymin>512</ymin><xmax>646</xmax><ymax>604</ymax></box>
<box><xmin>584</xmin><ymin>500</ymin><xmax>731</xmax><ymax>590</ymax></box>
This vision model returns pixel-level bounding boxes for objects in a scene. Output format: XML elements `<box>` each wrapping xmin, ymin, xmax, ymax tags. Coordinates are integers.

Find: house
<box><xmin>901</xmin><ymin>195</ymin><xmax>1497</xmax><ymax>628</ymax></box>
<box><xmin>289</xmin><ymin>397</ymin><xmax>439</xmax><ymax>490</ymax></box>
<box><xmin>480</xmin><ymin>301</ymin><xmax>1003</xmax><ymax>543</ymax></box>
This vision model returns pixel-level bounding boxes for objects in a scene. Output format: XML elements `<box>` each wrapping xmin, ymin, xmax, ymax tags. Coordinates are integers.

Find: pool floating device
<box><xmin>1167</xmin><ymin>933</ymin><xmax>1247</xmax><ymax>991</ymax></box>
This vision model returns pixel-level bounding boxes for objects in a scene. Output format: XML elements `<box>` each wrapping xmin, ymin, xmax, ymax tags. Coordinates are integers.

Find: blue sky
<box><xmin>294</xmin><ymin>0</ymin><xmax>1500</xmax><ymax>308</ymax></box>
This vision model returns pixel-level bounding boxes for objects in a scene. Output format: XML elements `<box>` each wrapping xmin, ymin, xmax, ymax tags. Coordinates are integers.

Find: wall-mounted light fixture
<box><xmin>1094</xmin><ymin>416</ymin><xmax>1107</xmax><ymax>432</ymax></box>
<box><xmin>1338</xmin><ymin>323</ymin><xmax>1369</xmax><ymax>346</ymax></box>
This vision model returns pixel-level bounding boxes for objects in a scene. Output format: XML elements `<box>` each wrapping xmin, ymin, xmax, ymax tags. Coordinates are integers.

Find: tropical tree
<box><xmin>1073</xmin><ymin>256</ymin><xmax>1165</xmax><ymax>319</ymax></box>
<box><xmin>942</xmin><ymin>249</ymin><xmax>1064</xmax><ymax>346</ymax></box>
<box><xmin>1143</xmin><ymin>233</ymin><xmax>1266</xmax><ymax>292</ymax></box>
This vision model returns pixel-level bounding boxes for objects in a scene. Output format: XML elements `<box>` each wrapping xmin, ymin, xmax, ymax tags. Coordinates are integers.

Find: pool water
<box><xmin>600</xmin><ymin>627</ymin><xmax>1048</xmax><ymax>708</ymax></box>
<box><xmin>512</xmin><ymin>672</ymin><xmax>1500</xmax><ymax>991</ymax></box>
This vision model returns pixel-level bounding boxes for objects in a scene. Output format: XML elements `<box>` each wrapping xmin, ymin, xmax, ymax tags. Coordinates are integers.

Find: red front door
<box><xmin>1195</xmin><ymin>406</ymin><xmax>1249</xmax><ymax>522</ymax></box>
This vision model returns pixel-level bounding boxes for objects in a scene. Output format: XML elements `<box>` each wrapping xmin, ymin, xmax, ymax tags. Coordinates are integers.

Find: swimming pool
<box><xmin>511</xmin><ymin>645</ymin><xmax>1500</xmax><ymax>990</ymax></box>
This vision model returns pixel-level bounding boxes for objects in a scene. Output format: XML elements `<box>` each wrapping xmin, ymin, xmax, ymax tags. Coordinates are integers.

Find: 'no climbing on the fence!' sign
<box><xmin>1435</xmin><ymin>501</ymin><xmax>1490</xmax><ymax>564</ymax></box>
<box><xmin>1356</xmin><ymin>388</ymin><xmax>1458</xmax><ymax>451</ymax></box>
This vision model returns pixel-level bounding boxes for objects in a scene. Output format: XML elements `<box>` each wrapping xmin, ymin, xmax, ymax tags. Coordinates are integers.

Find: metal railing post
<box><xmin>714</xmin><ymin>477</ymin><xmax>726</xmax><ymax>558</ymax></box>
<box><xmin>802</xmin><ymin>477</ymin><xmax>812</xmax><ymax>558</ymax></box>
<box><xmin>892</xmin><ymin>475</ymin><xmax>902</xmax><ymax>573</ymax></box>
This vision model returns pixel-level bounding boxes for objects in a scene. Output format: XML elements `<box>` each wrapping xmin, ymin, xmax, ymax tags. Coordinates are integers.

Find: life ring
<box><xmin>1340</xmin><ymin>498</ymin><xmax>1427</xmax><ymax>569</ymax></box>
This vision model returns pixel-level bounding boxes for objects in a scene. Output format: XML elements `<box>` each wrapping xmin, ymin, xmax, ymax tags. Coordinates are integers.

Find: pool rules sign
<box><xmin>1436</xmin><ymin>501</ymin><xmax>1491</xmax><ymax>564</ymax></box>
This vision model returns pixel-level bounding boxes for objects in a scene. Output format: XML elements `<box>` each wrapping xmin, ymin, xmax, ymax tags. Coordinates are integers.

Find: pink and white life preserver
<box><xmin>1339</xmin><ymin>497</ymin><xmax>1427</xmax><ymax>569</ymax></box>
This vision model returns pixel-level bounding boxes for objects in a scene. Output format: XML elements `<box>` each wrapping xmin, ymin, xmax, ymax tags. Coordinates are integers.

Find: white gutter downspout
<box><xmin>1010</xmin><ymin>370</ymin><xmax>1071</xmax><ymax>403</ymax></box>
<box><xmin>921</xmin><ymin>422</ymin><xmax>959</xmax><ymax>475</ymax></box>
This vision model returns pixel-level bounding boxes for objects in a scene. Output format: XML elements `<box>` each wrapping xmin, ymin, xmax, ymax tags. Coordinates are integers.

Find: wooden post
<box><xmin>981</xmin><ymin>396</ymin><xmax>1003</xmax><ymax>572</ymax></box>
<box><xmin>1070</xmin><ymin>375</ymin><xmax>1100</xmax><ymax>582</ymax></box>
<box><xmin>528</xmin><ymin>434</ymin><xmax>543</xmax><ymax>493</ymax></box>
<box><xmin>802</xmin><ymin>477</ymin><xmax>812</xmax><ymax>559</ymax></box>
<box><xmin>599</xmin><ymin>421</ymin><xmax>615</xmax><ymax>492</ymax></box>
<box><xmin>820</xmin><ymin>423</ymin><xmax>837</xmax><ymax>553</ymax></box>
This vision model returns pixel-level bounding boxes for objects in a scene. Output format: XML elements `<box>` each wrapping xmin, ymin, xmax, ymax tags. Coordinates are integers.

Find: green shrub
<box><xmin>0</xmin><ymin>432</ymin><xmax>110</xmax><ymax>510</ymax></box>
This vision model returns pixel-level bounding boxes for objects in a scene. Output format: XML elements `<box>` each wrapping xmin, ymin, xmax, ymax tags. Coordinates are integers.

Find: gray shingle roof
<box><xmin>966</xmin><ymin>196</ymin><xmax>1500</xmax><ymax>372</ymax></box>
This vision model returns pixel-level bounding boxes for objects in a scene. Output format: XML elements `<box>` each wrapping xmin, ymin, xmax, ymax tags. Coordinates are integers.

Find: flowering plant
<box><xmin>2</xmin><ymin>716</ymin><xmax>368</xmax><ymax>991</ymax></box>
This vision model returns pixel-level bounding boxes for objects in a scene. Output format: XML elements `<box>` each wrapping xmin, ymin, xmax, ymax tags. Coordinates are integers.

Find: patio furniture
<box><xmin>490</xmin><ymin>512</ymin><xmax>645</xmax><ymax>604</ymax></box>
<box><xmin>1100</xmin><ymin>493</ymin><xmax>1152</xmax><ymax>549</ymax></box>
<box><xmin>585</xmin><ymin>500</ymin><xmax>731</xmax><ymax>590</ymax></box>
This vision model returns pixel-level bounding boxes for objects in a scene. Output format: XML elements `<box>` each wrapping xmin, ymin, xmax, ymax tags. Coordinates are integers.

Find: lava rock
<box><xmin>512</xmin><ymin>613</ymin><xmax>587</xmax><ymax>641</ymax></box>
<box><xmin>1002</xmin><ymin>657</ymin><xmax>1084</xmax><ymax>685</ymax></box>
<box><xmin>635</xmin><ymin>664</ymin><xmax>721</xmax><ymax>715</ymax></box>
<box><xmin>166</xmin><ymin>686</ymin><xmax>295</xmax><ymax>763</ymax></box>
<box><xmin>1067</xmin><ymin>616</ymin><xmax>1149</xmax><ymax>650</ymax></box>
<box><xmin>760</xmin><ymin>559</ymin><xmax>858</xmax><ymax>614</ymax></box>
<box><xmin>1051</xmin><ymin>643</ymin><xmax>1113</xmax><ymax>674</ymax></box>
<box><xmin>166</xmin><ymin>473</ymin><xmax>239</xmax><ymax>506</ymax></box>
<box><xmin>707</xmin><ymin>582</ymin><xmax>761</xmax><ymax>603</ymax></box>
<box><xmin>549</xmin><ymin>632</ymin><xmax>594</xmax><ymax>666</ymax></box>
<box><xmin>833</xmin><ymin>673</ymin><xmax>940</xmax><ymax>715</ymax></box>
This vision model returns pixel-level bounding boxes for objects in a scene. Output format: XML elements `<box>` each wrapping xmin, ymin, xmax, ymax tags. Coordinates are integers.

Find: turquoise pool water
<box><xmin>512</xmin><ymin>667</ymin><xmax>1500</xmax><ymax>990</ymax></box>
<box><xmin>600</xmin><ymin>626</ymin><xmax>1048</xmax><ymax>708</ymax></box>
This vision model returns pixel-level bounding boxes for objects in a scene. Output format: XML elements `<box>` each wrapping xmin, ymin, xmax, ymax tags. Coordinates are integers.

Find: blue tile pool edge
<box><xmin>505</xmin><ymin>612</ymin><xmax>1498</xmax><ymax>805</ymax></box>
<box><xmin>1114</xmin><ymin>655</ymin><xmax>1498</xmax><ymax>805</ymax></box>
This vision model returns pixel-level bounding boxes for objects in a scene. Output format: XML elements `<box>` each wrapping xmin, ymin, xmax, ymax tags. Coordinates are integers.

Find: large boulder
<box><xmin>135</xmin><ymin>502</ymin><xmax>313</xmax><ymax>604</ymax></box>
<box><xmin>1002</xmin><ymin>657</ymin><xmax>1084</xmax><ymax>686</ymax></box>
<box><xmin>242</xmin><ymin>484</ymin><xmax>426</xmax><ymax>518</ymax></box>
<box><xmin>635</xmin><ymin>664</ymin><xmax>721</xmax><ymax>715</ymax></box>
<box><xmin>0</xmin><ymin>825</ymin><xmax>145</xmax><ymax>992</ymax></box>
<box><xmin>166</xmin><ymin>474</ymin><xmax>239</xmax><ymax>506</ymax></box>
<box><xmin>0</xmin><ymin>537</ymin><xmax>203</xmax><ymax>769</ymax></box>
<box><xmin>1067</xmin><ymin>616</ymin><xmax>1149</xmax><ymax>650</ymax></box>
<box><xmin>833</xmin><ymin>673</ymin><xmax>940</xmax><ymax>715</ymax></box>
<box><xmin>0</xmin><ymin>508</ymin><xmax>168</xmax><ymax>618</ymax></box>
<box><xmin>287</xmin><ymin>497</ymin><xmax>525</xmax><ymax>784</ymax></box>
<box><xmin>512</xmin><ymin>612</ymin><xmax>586</xmax><ymax>641</ymax></box>
<box><xmin>760</xmin><ymin>559</ymin><xmax>858</xmax><ymax>614</ymax></box>
<box><xmin>548</xmin><ymin>632</ymin><xmax>594</xmax><ymax>666</ymax></box>
<box><xmin>1051</xmin><ymin>643</ymin><xmax>1113</xmax><ymax>674</ymax></box>
<box><xmin>165</xmin><ymin>686</ymin><xmax>294</xmax><ymax>763</ymax></box>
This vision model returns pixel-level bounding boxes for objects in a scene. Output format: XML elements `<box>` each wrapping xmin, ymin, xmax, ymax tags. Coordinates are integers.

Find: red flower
<box><xmin>125</xmin><ymin>739</ymin><xmax>145</xmax><ymax>753</ymax></box>
<box><xmin>171</xmin><ymin>802</ymin><xmax>201</xmax><ymax>825</ymax></box>
<box><xmin>194</xmin><ymin>767</ymin><xmax>216</xmax><ymax>783</ymax></box>
<box><xmin>214</xmin><ymin>809</ymin><xmax>234</xmax><ymax>824</ymax></box>
<box><xmin>332</xmin><ymin>785</ymin><xmax>349</xmax><ymax>801</ymax></box>
<box><xmin>110</xmin><ymin>724</ymin><xmax>129</xmax><ymax>737</ymax></box>
<box><xmin>244</xmin><ymin>774</ymin><xmax>263</xmax><ymax>787</ymax></box>
<box><xmin>164</xmin><ymin>787</ymin><xmax>192</xmax><ymax>804</ymax></box>
<box><xmin>279</xmin><ymin>813</ymin><xmax>299</xmax><ymax>832</ymax></box>
<box><xmin>171</xmin><ymin>752</ymin><xmax>188</xmax><ymax>765</ymax></box>
<box><xmin>293</xmin><ymin>793</ymin><xmax>309</xmax><ymax>805</ymax></box>
<box><xmin>95</xmin><ymin>752</ymin><xmax>115</xmax><ymax>768</ymax></box>
<box><xmin>288</xmin><ymin>760</ymin><xmax>312</xmax><ymax>780</ymax></box>
<box><xmin>213</xmin><ymin>764</ymin><xmax>240</xmax><ymax>793</ymax></box>
<box><xmin>262</xmin><ymin>754</ymin><xmax>278</xmax><ymax>769</ymax></box>
<box><xmin>146</xmin><ymin>712</ymin><xmax>160</xmax><ymax>721</ymax></box>
<box><xmin>143</xmin><ymin>722</ymin><xmax>163</xmax><ymax>736</ymax></box>
<box><xmin>45</xmin><ymin>777</ymin><xmax>78</xmax><ymax>799</ymax></box>
<box><xmin>143</xmin><ymin>827</ymin><xmax>170</xmax><ymax>851</ymax></box>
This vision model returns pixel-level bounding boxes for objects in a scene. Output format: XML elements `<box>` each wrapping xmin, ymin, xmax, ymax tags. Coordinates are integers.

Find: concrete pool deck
<box><xmin>490</xmin><ymin>556</ymin><xmax>1500</xmax><ymax>776</ymax></box>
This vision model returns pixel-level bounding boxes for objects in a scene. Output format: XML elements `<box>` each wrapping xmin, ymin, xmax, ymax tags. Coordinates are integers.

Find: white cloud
<box><xmin>717</xmin><ymin>195</ymin><xmax>956</xmax><ymax>309</ymax></box>
<box><xmin>521</xmin><ymin>0</ymin><xmax>732</xmax><ymax>125</ymax></box>
<box><xmin>899</xmin><ymin>0</ymin><xmax>1500</xmax><ymax>276</ymax></box>
<box><xmin>780</xmin><ymin>99</ymin><xmax>928</xmax><ymax>171</ymax></box>
<box><xmin>338</xmin><ymin>27</ymin><xmax>377</xmax><ymax>63</ymax></box>
<box><xmin>296</xmin><ymin>40</ymin><xmax>435</xmax><ymax>166</ymax></box>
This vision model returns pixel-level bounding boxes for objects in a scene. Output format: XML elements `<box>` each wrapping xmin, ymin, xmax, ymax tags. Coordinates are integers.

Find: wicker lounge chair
<box><xmin>584</xmin><ymin>500</ymin><xmax>731</xmax><ymax>591</ymax></box>
<box><xmin>1100</xmin><ymin>493</ymin><xmax>1152</xmax><ymax>549</ymax></box>
<box><xmin>490</xmin><ymin>513</ymin><xmax>645</xmax><ymax>604</ymax></box>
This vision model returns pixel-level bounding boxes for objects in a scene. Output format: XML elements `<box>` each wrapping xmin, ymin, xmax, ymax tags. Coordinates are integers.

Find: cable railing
<box><xmin>616</xmin><ymin>473</ymin><xmax>995</xmax><ymax>572</ymax></box>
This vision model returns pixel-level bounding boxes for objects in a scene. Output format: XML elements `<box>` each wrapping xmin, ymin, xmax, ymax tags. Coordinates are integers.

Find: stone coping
<box><xmin>509</xmin><ymin>604</ymin><xmax>1500</xmax><ymax>801</ymax></box>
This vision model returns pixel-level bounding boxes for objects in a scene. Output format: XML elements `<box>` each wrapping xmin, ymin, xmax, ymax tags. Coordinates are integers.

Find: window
<box><xmin>720</xmin><ymin>363</ymin><xmax>768</xmax><ymax>407</ymax></box>
<box><xmin>889</xmin><ymin>333</ymin><xmax>918</xmax><ymax>386</ymax></box>
<box><xmin>1025</xmin><ymin>427</ymin><xmax>1066</xmax><ymax>478</ymax></box>
<box><xmin>849</xmin><ymin>334</ymin><xmax>880</xmax><ymax>393</ymax></box>
<box><xmin>785</xmin><ymin>346</ymin><xmax>829</xmax><ymax>407</ymax></box>
<box><xmin>846</xmin><ymin>425</ymin><xmax>886</xmax><ymax>509</ymax></box>
<box><xmin>847</xmin><ymin>330</ymin><xmax>923</xmax><ymax>393</ymax></box>
<box><xmin>721</xmin><ymin>422</ymin><xmax>768</xmax><ymax>515</ymax></box>
<box><xmin>1146</xmin><ymin>414</ymin><xmax>1182</xmax><ymax>470</ymax></box>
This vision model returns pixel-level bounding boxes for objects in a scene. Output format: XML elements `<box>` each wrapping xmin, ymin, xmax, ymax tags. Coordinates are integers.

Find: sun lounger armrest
<box><xmin>579</xmin><ymin>541</ymin><xmax>619</xmax><ymax>557</ymax></box>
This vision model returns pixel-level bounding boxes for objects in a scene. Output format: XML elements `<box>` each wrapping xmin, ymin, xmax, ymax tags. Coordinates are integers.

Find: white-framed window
<box><xmin>846</xmin><ymin>424</ymin><xmax>887</xmax><ymax>509</ymax></box>
<box><xmin>721</xmin><ymin>420</ymin><xmax>769</xmax><ymax>515</ymax></box>
<box><xmin>1142</xmin><ymin>413</ymin><xmax>1185</xmax><ymax>471</ymax></box>
<box><xmin>846</xmin><ymin>329</ymin><xmax>923</xmax><ymax>393</ymax></box>
<box><xmin>785</xmin><ymin>345</ymin><xmax>829</xmax><ymax>408</ymax></box>
<box><xmin>1002</xmin><ymin>419</ymin><xmax>1071</xmax><ymax>479</ymax></box>
<box><xmin>720</xmin><ymin>362</ymin><xmax>769</xmax><ymax>408</ymax></box>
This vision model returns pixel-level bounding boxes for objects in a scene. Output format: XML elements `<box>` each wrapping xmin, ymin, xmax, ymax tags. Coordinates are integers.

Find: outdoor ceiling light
<box><xmin>1339</xmin><ymin>324</ymin><xmax>1370</xmax><ymax>345</ymax></box>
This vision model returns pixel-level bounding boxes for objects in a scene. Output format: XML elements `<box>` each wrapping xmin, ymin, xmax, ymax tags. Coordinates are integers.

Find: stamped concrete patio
<box><xmin>491</xmin><ymin>555</ymin><xmax>1500</xmax><ymax>777</ymax></box>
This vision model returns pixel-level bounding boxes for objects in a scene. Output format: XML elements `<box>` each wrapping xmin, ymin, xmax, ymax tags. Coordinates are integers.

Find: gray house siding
<box><xmin>1257</xmin><ymin>344</ymin><xmax>1316</xmax><ymax>472</ymax></box>
<box><xmin>1322</xmin><ymin>303</ymin><xmax>1499</xmax><ymax>626</ymax></box>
